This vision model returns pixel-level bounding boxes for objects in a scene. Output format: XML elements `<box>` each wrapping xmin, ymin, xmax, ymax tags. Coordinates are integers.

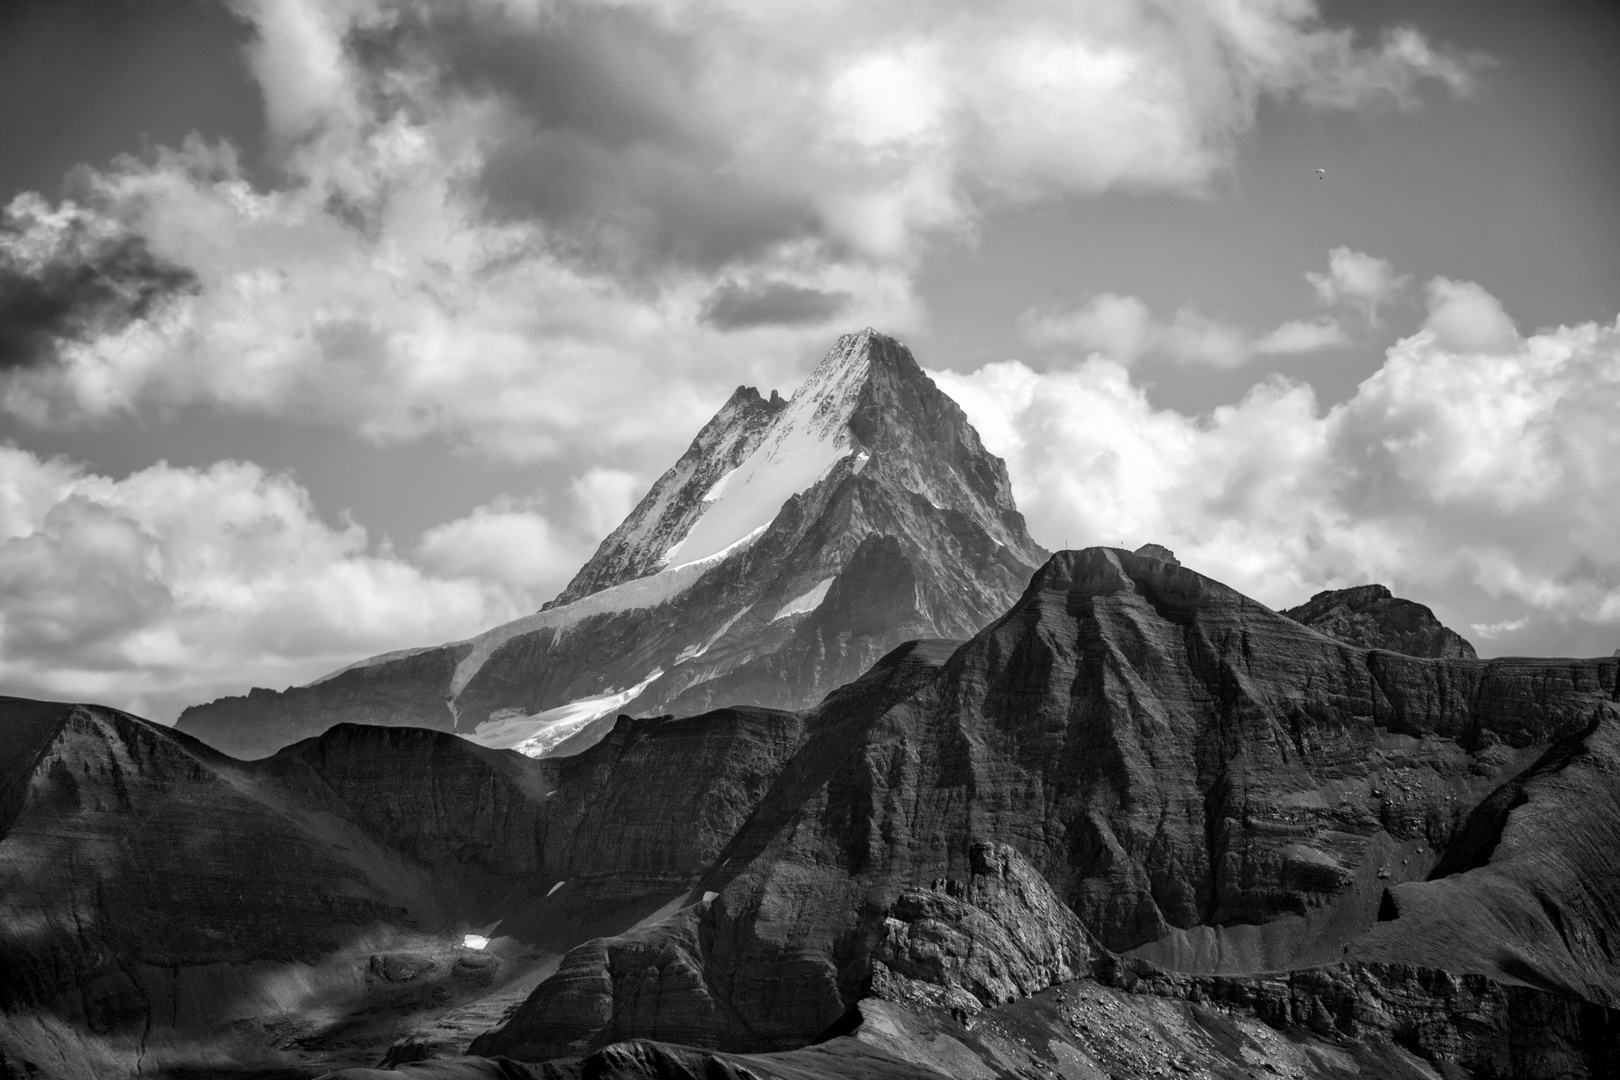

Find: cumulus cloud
<box><xmin>1306</xmin><ymin>246</ymin><xmax>1411</xmax><ymax>325</ymax></box>
<box><xmin>570</xmin><ymin>467</ymin><xmax>642</xmax><ymax>541</ymax></box>
<box><xmin>0</xmin><ymin>0</ymin><xmax>1476</xmax><ymax>458</ymax></box>
<box><xmin>0</xmin><ymin>0</ymin><xmax>921</xmax><ymax>460</ymax></box>
<box><xmin>0</xmin><ymin>446</ymin><xmax>539</xmax><ymax>721</ymax></box>
<box><xmin>1252</xmin><ymin>317</ymin><xmax>1351</xmax><ymax>355</ymax></box>
<box><xmin>416</xmin><ymin>499</ymin><xmax>590</xmax><ymax>596</ymax></box>
<box><xmin>1019</xmin><ymin>295</ymin><xmax>1346</xmax><ymax>367</ymax></box>
<box><xmin>1423</xmin><ymin>276</ymin><xmax>1519</xmax><ymax>354</ymax></box>
<box><xmin>937</xmin><ymin>296</ymin><xmax>1620</xmax><ymax>656</ymax></box>
<box><xmin>1018</xmin><ymin>293</ymin><xmax>1155</xmax><ymax>361</ymax></box>
<box><xmin>413</xmin><ymin>1</ymin><xmax>1478</xmax><ymax>265</ymax></box>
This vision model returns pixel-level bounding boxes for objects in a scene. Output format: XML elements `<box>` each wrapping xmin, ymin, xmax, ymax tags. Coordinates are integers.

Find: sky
<box><xmin>0</xmin><ymin>0</ymin><xmax>1617</xmax><ymax>721</ymax></box>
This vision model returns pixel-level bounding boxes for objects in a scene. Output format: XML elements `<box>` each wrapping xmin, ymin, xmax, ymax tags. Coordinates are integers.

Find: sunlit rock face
<box><xmin>177</xmin><ymin>329</ymin><xmax>1047</xmax><ymax>760</ymax></box>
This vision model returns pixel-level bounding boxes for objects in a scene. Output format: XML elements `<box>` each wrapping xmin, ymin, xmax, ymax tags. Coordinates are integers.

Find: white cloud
<box><xmin>0</xmin><ymin>446</ymin><xmax>535</xmax><ymax>721</ymax></box>
<box><xmin>1253</xmin><ymin>317</ymin><xmax>1350</xmax><ymax>355</ymax></box>
<box><xmin>1423</xmin><ymin>276</ymin><xmax>1519</xmax><ymax>354</ymax></box>
<box><xmin>1019</xmin><ymin>296</ymin><xmax>1346</xmax><ymax>367</ymax></box>
<box><xmin>415</xmin><ymin>500</ymin><xmax>588</xmax><ymax>600</ymax></box>
<box><xmin>937</xmin><ymin>298</ymin><xmax>1620</xmax><ymax>655</ymax></box>
<box><xmin>1018</xmin><ymin>293</ymin><xmax>1154</xmax><ymax>362</ymax></box>
<box><xmin>232</xmin><ymin>0</ymin><xmax>369</xmax><ymax>144</ymax></box>
<box><xmin>1306</xmin><ymin>246</ymin><xmax>1411</xmax><ymax>325</ymax></box>
<box><xmin>1159</xmin><ymin>309</ymin><xmax>1256</xmax><ymax>368</ymax></box>
<box><xmin>1470</xmin><ymin>617</ymin><xmax>1529</xmax><ymax>640</ymax></box>
<box><xmin>571</xmin><ymin>467</ymin><xmax>642</xmax><ymax>541</ymax></box>
<box><xmin>0</xmin><ymin>0</ymin><xmax>1476</xmax><ymax>461</ymax></box>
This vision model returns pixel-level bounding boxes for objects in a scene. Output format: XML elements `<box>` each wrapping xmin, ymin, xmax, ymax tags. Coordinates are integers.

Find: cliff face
<box><xmin>8</xmin><ymin>551</ymin><xmax>1618</xmax><ymax>1079</ymax></box>
<box><xmin>0</xmin><ymin>697</ymin><xmax>554</xmax><ymax>1079</ymax></box>
<box><xmin>1284</xmin><ymin>583</ymin><xmax>1479</xmax><ymax>659</ymax></box>
<box><xmin>177</xmin><ymin>330</ymin><xmax>1047</xmax><ymax>760</ymax></box>
<box><xmin>466</xmin><ymin>548</ymin><xmax>1620</xmax><ymax>1075</ymax></box>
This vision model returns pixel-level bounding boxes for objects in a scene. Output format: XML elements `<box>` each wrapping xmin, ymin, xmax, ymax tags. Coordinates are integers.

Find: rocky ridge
<box><xmin>176</xmin><ymin>330</ymin><xmax>1047</xmax><ymax>760</ymax></box>
<box><xmin>460</xmin><ymin>547</ymin><xmax>1620</xmax><ymax>1075</ymax></box>
<box><xmin>7</xmin><ymin>551</ymin><xmax>1619</xmax><ymax>1078</ymax></box>
<box><xmin>0</xmin><ymin>697</ymin><xmax>559</xmax><ymax>1078</ymax></box>
<box><xmin>1284</xmin><ymin>583</ymin><xmax>1478</xmax><ymax>659</ymax></box>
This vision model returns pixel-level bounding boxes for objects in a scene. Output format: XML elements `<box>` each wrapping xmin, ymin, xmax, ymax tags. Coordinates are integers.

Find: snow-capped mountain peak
<box><xmin>178</xmin><ymin>329</ymin><xmax>1048</xmax><ymax>760</ymax></box>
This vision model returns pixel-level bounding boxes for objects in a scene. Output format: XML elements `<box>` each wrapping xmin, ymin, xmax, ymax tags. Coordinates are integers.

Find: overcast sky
<box><xmin>1</xmin><ymin>0</ymin><xmax>1617</xmax><ymax>721</ymax></box>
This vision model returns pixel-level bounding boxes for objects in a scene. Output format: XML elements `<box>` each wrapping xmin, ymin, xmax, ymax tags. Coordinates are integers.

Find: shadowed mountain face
<box><xmin>0</xmin><ymin>697</ymin><xmax>561</xmax><ymax>1078</ymax></box>
<box><xmin>5</xmin><ymin>551</ymin><xmax>1619</xmax><ymax>1079</ymax></box>
<box><xmin>176</xmin><ymin>329</ymin><xmax>1047</xmax><ymax>760</ymax></box>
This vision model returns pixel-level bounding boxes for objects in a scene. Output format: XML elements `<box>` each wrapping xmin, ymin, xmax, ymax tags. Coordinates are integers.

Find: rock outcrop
<box><xmin>873</xmin><ymin>842</ymin><xmax>1097</xmax><ymax>1010</ymax></box>
<box><xmin>177</xmin><ymin>330</ymin><xmax>1047</xmax><ymax>759</ymax></box>
<box><xmin>1284</xmin><ymin>582</ymin><xmax>1478</xmax><ymax>658</ymax></box>
<box><xmin>465</xmin><ymin>547</ymin><xmax>1620</xmax><ymax>1075</ymax></box>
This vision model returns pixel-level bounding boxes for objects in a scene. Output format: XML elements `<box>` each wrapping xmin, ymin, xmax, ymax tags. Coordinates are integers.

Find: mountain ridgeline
<box><xmin>3</xmin><ymin>549</ymin><xmax>1618</xmax><ymax>1079</ymax></box>
<box><xmin>6</xmin><ymin>326</ymin><xmax>1620</xmax><ymax>1079</ymax></box>
<box><xmin>177</xmin><ymin>330</ymin><xmax>1048</xmax><ymax>759</ymax></box>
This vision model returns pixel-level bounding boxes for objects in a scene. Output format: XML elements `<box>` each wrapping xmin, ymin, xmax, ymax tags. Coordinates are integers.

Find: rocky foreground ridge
<box><xmin>177</xmin><ymin>329</ymin><xmax>1047</xmax><ymax>760</ymax></box>
<box><xmin>5</xmin><ymin>549</ymin><xmax>1618</xmax><ymax>1079</ymax></box>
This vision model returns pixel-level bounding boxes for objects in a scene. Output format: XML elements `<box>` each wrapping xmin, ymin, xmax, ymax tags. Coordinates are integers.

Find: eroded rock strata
<box><xmin>466</xmin><ymin>547</ymin><xmax>1620</xmax><ymax>1075</ymax></box>
<box><xmin>1284</xmin><ymin>582</ymin><xmax>1479</xmax><ymax>659</ymax></box>
<box><xmin>5</xmin><ymin>548</ymin><xmax>1619</xmax><ymax>1079</ymax></box>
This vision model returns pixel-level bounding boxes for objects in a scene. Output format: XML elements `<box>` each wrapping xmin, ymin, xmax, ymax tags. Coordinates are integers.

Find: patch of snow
<box><xmin>662</xmin><ymin>334</ymin><xmax>873</xmax><ymax>567</ymax></box>
<box><xmin>582</xmin><ymin>389</ymin><xmax>773</xmax><ymax>582</ymax></box>
<box><xmin>771</xmin><ymin>577</ymin><xmax>835</xmax><ymax>622</ymax></box>
<box><xmin>468</xmin><ymin>668</ymin><xmax>664</xmax><ymax>758</ymax></box>
<box><xmin>851</xmin><ymin>450</ymin><xmax>871</xmax><ymax>475</ymax></box>
<box><xmin>702</xmin><ymin>891</ymin><xmax>719</xmax><ymax>903</ymax></box>
<box><xmin>546</xmin><ymin>881</ymin><xmax>566</xmax><ymax>898</ymax></box>
<box><xmin>462</xmin><ymin>934</ymin><xmax>488</xmax><ymax>950</ymax></box>
<box><xmin>702</xmin><ymin>466</ymin><xmax>737</xmax><ymax>502</ymax></box>
<box><xmin>677</xmin><ymin>605</ymin><xmax>753</xmax><ymax>663</ymax></box>
<box><xmin>447</xmin><ymin>526</ymin><xmax>765</xmax><ymax>700</ymax></box>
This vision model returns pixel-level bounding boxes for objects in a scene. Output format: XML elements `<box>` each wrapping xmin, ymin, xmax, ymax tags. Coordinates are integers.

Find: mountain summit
<box><xmin>178</xmin><ymin>330</ymin><xmax>1049</xmax><ymax>758</ymax></box>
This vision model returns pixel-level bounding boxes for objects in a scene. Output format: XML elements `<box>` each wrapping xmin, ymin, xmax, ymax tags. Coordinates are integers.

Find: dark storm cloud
<box><xmin>364</xmin><ymin>5</ymin><xmax>819</xmax><ymax>277</ymax></box>
<box><xmin>702</xmin><ymin>281</ymin><xmax>850</xmax><ymax>331</ymax></box>
<box><xmin>0</xmin><ymin>216</ymin><xmax>198</xmax><ymax>370</ymax></box>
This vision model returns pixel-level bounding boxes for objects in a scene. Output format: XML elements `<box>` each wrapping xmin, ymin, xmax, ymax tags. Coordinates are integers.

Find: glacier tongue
<box><xmin>468</xmin><ymin>668</ymin><xmax>665</xmax><ymax>757</ymax></box>
<box><xmin>662</xmin><ymin>331</ymin><xmax>874</xmax><ymax>567</ymax></box>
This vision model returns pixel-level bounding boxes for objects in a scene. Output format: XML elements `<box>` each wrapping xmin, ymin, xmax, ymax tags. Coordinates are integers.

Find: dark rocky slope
<box><xmin>461</xmin><ymin>547</ymin><xmax>1619</xmax><ymax>1075</ymax></box>
<box><xmin>324</xmin><ymin>845</ymin><xmax>1617</xmax><ymax>1080</ymax></box>
<box><xmin>178</xmin><ymin>330</ymin><xmax>1046</xmax><ymax>760</ymax></box>
<box><xmin>8</xmin><ymin>550</ymin><xmax>1618</xmax><ymax>1079</ymax></box>
<box><xmin>0</xmin><ymin>698</ymin><xmax>558</xmax><ymax>1079</ymax></box>
<box><xmin>1284</xmin><ymin>582</ymin><xmax>1478</xmax><ymax>658</ymax></box>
